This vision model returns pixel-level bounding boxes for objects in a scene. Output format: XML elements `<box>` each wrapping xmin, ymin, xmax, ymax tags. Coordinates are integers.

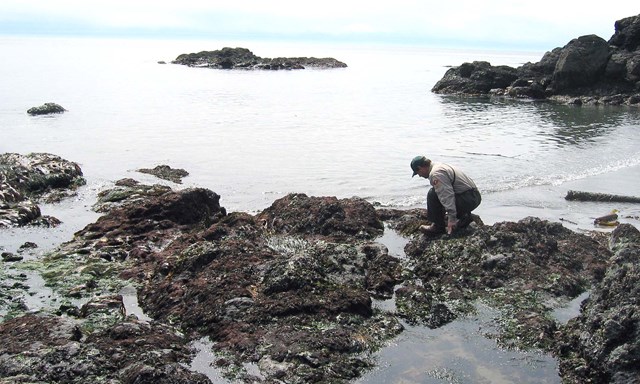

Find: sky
<box><xmin>0</xmin><ymin>0</ymin><xmax>638</xmax><ymax>50</ymax></box>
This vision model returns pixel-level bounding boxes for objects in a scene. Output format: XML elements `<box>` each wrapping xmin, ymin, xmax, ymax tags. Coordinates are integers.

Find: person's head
<box><xmin>411</xmin><ymin>156</ymin><xmax>431</xmax><ymax>178</ymax></box>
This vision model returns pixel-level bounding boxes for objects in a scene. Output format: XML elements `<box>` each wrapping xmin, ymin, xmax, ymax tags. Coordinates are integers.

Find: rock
<box><xmin>432</xmin><ymin>13</ymin><xmax>640</xmax><ymax>105</ymax></box>
<box><xmin>432</xmin><ymin>61</ymin><xmax>519</xmax><ymax>95</ymax></box>
<box><xmin>550</xmin><ymin>35</ymin><xmax>611</xmax><ymax>93</ymax></box>
<box><xmin>0</xmin><ymin>314</ymin><xmax>209</xmax><ymax>383</ymax></box>
<box><xmin>3</xmin><ymin>171</ymin><xmax>637</xmax><ymax>382</ymax></box>
<box><xmin>137</xmin><ymin>165</ymin><xmax>189</xmax><ymax>184</ymax></box>
<box><xmin>26</xmin><ymin>102</ymin><xmax>66</xmax><ymax>115</ymax></box>
<box><xmin>0</xmin><ymin>153</ymin><xmax>85</xmax><ymax>227</ymax></box>
<box><xmin>1</xmin><ymin>252</ymin><xmax>23</xmax><ymax>262</ymax></box>
<box><xmin>556</xmin><ymin>224</ymin><xmax>640</xmax><ymax>382</ymax></box>
<box><xmin>172</xmin><ymin>47</ymin><xmax>347</xmax><ymax>70</ymax></box>
<box><xmin>609</xmin><ymin>14</ymin><xmax>640</xmax><ymax>50</ymax></box>
<box><xmin>257</xmin><ymin>193</ymin><xmax>384</xmax><ymax>239</ymax></box>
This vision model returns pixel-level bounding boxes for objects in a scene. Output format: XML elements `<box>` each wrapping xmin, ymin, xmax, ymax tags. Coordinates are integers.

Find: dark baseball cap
<box><xmin>411</xmin><ymin>156</ymin><xmax>428</xmax><ymax>177</ymax></box>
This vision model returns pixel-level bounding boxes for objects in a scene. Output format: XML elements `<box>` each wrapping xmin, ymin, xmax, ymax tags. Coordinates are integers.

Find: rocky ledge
<box><xmin>1</xmin><ymin>154</ymin><xmax>639</xmax><ymax>383</ymax></box>
<box><xmin>172</xmin><ymin>47</ymin><xmax>347</xmax><ymax>70</ymax></box>
<box><xmin>432</xmin><ymin>14</ymin><xmax>640</xmax><ymax>105</ymax></box>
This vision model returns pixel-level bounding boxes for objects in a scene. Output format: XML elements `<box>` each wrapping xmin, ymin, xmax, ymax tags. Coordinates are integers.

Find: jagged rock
<box><xmin>137</xmin><ymin>164</ymin><xmax>189</xmax><ymax>184</ymax></box>
<box><xmin>556</xmin><ymin>224</ymin><xmax>640</xmax><ymax>383</ymax></box>
<box><xmin>172</xmin><ymin>47</ymin><xmax>347</xmax><ymax>70</ymax></box>
<box><xmin>26</xmin><ymin>102</ymin><xmax>66</xmax><ymax>115</ymax></box>
<box><xmin>432</xmin><ymin>61</ymin><xmax>519</xmax><ymax>95</ymax></box>
<box><xmin>257</xmin><ymin>193</ymin><xmax>384</xmax><ymax>239</ymax></box>
<box><xmin>432</xmin><ymin>13</ymin><xmax>640</xmax><ymax>105</ymax></box>
<box><xmin>0</xmin><ymin>313</ymin><xmax>209</xmax><ymax>383</ymax></box>
<box><xmin>0</xmin><ymin>153</ymin><xmax>85</xmax><ymax>227</ymax></box>
<box><xmin>2</xmin><ymin>174</ymin><xmax>637</xmax><ymax>382</ymax></box>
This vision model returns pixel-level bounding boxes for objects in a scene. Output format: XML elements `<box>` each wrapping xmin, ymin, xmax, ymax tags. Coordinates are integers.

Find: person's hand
<box><xmin>447</xmin><ymin>219</ymin><xmax>457</xmax><ymax>235</ymax></box>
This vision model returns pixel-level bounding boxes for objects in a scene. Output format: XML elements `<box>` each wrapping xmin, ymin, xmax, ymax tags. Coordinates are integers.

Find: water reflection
<box><xmin>534</xmin><ymin>104</ymin><xmax>634</xmax><ymax>146</ymax></box>
<box><xmin>436</xmin><ymin>95</ymin><xmax>640</xmax><ymax>148</ymax></box>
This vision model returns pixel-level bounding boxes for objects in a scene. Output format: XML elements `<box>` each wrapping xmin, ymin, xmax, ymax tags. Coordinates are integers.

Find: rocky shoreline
<box><xmin>432</xmin><ymin>14</ymin><xmax>640</xmax><ymax>106</ymax></box>
<box><xmin>1</xmin><ymin>153</ymin><xmax>639</xmax><ymax>383</ymax></box>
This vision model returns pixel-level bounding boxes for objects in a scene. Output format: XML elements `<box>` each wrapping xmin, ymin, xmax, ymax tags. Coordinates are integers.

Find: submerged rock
<box><xmin>137</xmin><ymin>164</ymin><xmax>189</xmax><ymax>184</ymax></box>
<box><xmin>172</xmin><ymin>47</ymin><xmax>347</xmax><ymax>70</ymax></box>
<box><xmin>432</xmin><ymin>14</ymin><xmax>640</xmax><ymax>105</ymax></box>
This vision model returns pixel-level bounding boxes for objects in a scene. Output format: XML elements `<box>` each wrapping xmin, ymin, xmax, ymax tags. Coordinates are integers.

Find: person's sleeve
<box><xmin>431</xmin><ymin>170</ymin><xmax>457</xmax><ymax>222</ymax></box>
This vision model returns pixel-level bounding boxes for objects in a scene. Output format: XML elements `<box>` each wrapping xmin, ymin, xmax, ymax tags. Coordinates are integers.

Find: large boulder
<box><xmin>549</xmin><ymin>35</ymin><xmax>611</xmax><ymax>93</ymax></box>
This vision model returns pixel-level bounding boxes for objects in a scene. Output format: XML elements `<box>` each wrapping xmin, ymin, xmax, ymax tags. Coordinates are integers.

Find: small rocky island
<box><xmin>432</xmin><ymin>14</ymin><xmax>640</xmax><ymax>105</ymax></box>
<box><xmin>172</xmin><ymin>47</ymin><xmax>347</xmax><ymax>70</ymax></box>
<box><xmin>1</xmin><ymin>152</ymin><xmax>639</xmax><ymax>383</ymax></box>
<box><xmin>26</xmin><ymin>102</ymin><xmax>67</xmax><ymax>115</ymax></box>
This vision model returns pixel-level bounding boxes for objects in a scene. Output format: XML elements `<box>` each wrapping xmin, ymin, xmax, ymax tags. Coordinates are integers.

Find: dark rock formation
<box><xmin>0</xmin><ymin>153</ymin><xmax>85</xmax><ymax>227</ymax></box>
<box><xmin>138</xmin><ymin>164</ymin><xmax>189</xmax><ymax>184</ymax></box>
<box><xmin>26</xmin><ymin>102</ymin><xmax>66</xmax><ymax>115</ymax></box>
<box><xmin>432</xmin><ymin>14</ymin><xmax>640</xmax><ymax>105</ymax></box>
<box><xmin>0</xmin><ymin>313</ymin><xmax>210</xmax><ymax>383</ymax></box>
<box><xmin>1</xmin><ymin>171</ymin><xmax>639</xmax><ymax>382</ymax></box>
<box><xmin>556</xmin><ymin>224</ymin><xmax>640</xmax><ymax>383</ymax></box>
<box><xmin>172</xmin><ymin>47</ymin><xmax>348</xmax><ymax>70</ymax></box>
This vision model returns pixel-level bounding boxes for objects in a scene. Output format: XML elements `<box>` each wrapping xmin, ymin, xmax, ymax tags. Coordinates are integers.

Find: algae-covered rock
<box><xmin>556</xmin><ymin>224</ymin><xmax>640</xmax><ymax>382</ymax></box>
<box><xmin>0</xmin><ymin>153</ymin><xmax>85</xmax><ymax>227</ymax></box>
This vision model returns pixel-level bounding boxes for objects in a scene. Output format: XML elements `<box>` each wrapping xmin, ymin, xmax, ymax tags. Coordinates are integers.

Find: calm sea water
<box><xmin>2</xmin><ymin>36</ymin><xmax>639</xmax><ymax>220</ymax></box>
<box><xmin>1</xmin><ymin>35</ymin><xmax>639</xmax><ymax>383</ymax></box>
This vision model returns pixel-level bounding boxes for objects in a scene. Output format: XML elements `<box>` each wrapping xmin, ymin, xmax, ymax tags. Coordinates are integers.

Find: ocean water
<box><xmin>2</xmin><ymin>36</ymin><xmax>639</xmax><ymax>222</ymax></box>
<box><xmin>1</xmin><ymin>35</ymin><xmax>639</xmax><ymax>383</ymax></box>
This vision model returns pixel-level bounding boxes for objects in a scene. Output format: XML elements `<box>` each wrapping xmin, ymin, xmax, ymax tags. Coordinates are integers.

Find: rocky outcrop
<box><xmin>172</xmin><ymin>47</ymin><xmax>348</xmax><ymax>70</ymax></box>
<box><xmin>26</xmin><ymin>102</ymin><xmax>66</xmax><ymax>115</ymax></box>
<box><xmin>556</xmin><ymin>224</ymin><xmax>640</xmax><ymax>383</ymax></box>
<box><xmin>432</xmin><ymin>14</ymin><xmax>640</xmax><ymax>105</ymax></box>
<box><xmin>1</xmin><ymin>165</ymin><xmax>639</xmax><ymax>382</ymax></box>
<box><xmin>0</xmin><ymin>312</ymin><xmax>210</xmax><ymax>384</ymax></box>
<box><xmin>0</xmin><ymin>153</ymin><xmax>85</xmax><ymax>227</ymax></box>
<box><xmin>137</xmin><ymin>164</ymin><xmax>189</xmax><ymax>184</ymax></box>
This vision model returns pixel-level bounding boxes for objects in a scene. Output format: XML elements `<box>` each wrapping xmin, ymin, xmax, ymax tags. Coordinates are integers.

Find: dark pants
<box><xmin>426</xmin><ymin>188</ymin><xmax>481</xmax><ymax>228</ymax></box>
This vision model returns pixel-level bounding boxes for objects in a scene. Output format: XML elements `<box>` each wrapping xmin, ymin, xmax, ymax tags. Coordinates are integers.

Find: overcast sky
<box><xmin>1</xmin><ymin>0</ymin><xmax>638</xmax><ymax>49</ymax></box>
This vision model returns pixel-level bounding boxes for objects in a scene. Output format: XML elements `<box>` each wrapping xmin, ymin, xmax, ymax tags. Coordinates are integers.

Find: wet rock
<box><xmin>257</xmin><ymin>193</ymin><xmax>384</xmax><ymax>240</ymax></box>
<box><xmin>394</xmin><ymin>215</ymin><xmax>610</xmax><ymax>348</ymax></box>
<box><xmin>137</xmin><ymin>165</ymin><xmax>189</xmax><ymax>184</ymax></box>
<box><xmin>556</xmin><ymin>224</ymin><xmax>640</xmax><ymax>383</ymax></box>
<box><xmin>26</xmin><ymin>102</ymin><xmax>66</xmax><ymax>115</ymax></box>
<box><xmin>0</xmin><ymin>153</ymin><xmax>85</xmax><ymax>227</ymax></box>
<box><xmin>1</xmin><ymin>252</ymin><xmax>23</xmax><ymax>262</ymax></box>
<box><xmin>173</xmin><ymin>47</ymin><xmax>347</xmax><ymax>70</ymax></box>
<box><xmin>93</xmin><ymin>182</ymin><xmax>173</xmax><ymax>213</ymax></box>
<box><xmin>3</xmin><ymin>174</ymin><xmax>635</xmax><ymax>383</ymax></box>
<box><xmin>0</xmin><ymin>313</ymin><xmax>209</xmax><ymax>383</ymax></box>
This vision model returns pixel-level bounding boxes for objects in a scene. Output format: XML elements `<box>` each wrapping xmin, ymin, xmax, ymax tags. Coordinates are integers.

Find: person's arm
<box><xmin>430</xmin><ymin>169</ymin><xmax>457</xmax><ymax>232</ymax></box>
